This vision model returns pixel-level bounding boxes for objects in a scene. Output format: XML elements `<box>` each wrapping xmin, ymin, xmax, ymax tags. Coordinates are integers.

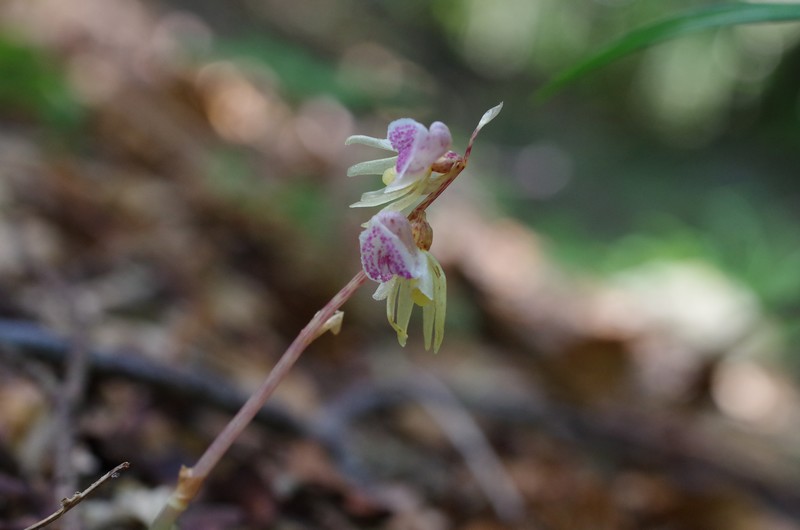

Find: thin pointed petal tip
<box><xmin>476</xmin><ymin>102</ymin><xmax>504</xmax><ymax>132</ymax></box>
<box><xmin>465</xmin><ymin>102</ymin><xmax>504</xmax><ymax>158</ymax></box>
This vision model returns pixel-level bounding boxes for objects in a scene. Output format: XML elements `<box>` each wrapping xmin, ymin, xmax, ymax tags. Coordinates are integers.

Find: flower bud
<box><xmin>409</xmin><ymin>211</ymin><xmax>433</xmax><ymax>251</ymax></box>
<box><xmin>431</xmin><ymin>151</ymin><xmax>461</xmax><ymax>173</ymax></box>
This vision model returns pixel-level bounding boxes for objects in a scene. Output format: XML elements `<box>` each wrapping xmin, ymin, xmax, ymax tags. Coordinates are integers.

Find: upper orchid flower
<box><xmin>387</xmin><ymin>119</ymin><xmax>452</xmax><ymax>190</ymax></box>
<box><xmin>346</xmin><ymin>119</ymin><xmax>455</xmax><ymax>213</ymax></box>
<box><xmin>346</xmin><ymin>103</ymin><xmax>504</xmax><ymax>214</ymax></box>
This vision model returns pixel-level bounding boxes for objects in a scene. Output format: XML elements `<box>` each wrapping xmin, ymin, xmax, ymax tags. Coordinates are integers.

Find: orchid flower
<box><xmin>350</xmin><ymin>103</ymin><xmax>503</xmax><ymax>352</ymax></box>
<box><xmin>345</xmin><ymin>119</ymin><xmax>454</xmax><ymax>214</ymax></box>
<box><xmin>359</xmin><ymin>211</ymin><xmax>446</xmax><ymax>352</ymax></box>
<box><xmin>345</xmin><ymin>103</ymin><xmax>504</xmax><ymax>214</ymax></box>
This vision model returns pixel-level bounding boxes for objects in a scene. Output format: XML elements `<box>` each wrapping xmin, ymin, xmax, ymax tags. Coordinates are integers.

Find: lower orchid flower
<box><xmin>359</xmin><ymin>211</ymin><xmax>446</xmax><ymax>352</ymax></box>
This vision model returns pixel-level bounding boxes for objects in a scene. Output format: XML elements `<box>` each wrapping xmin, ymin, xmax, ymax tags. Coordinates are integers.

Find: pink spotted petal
<box><xmin>387</xmin><ymin>119</ymin><xmax>426</xmax><ymax>180</ymax></box>
<box><xmin>465</xmin><ymin>102</ymin><xmax>503</xmax><ymax>160</ymax></box>
<box><xmin>359</xmin><ymin>211</ymin><xmax>424</xmax><ymax>283</ymax></box>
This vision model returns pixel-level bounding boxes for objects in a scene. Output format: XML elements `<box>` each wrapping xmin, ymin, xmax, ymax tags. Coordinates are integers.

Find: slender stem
<box><xmin>194</xmin><ymin>270</ymin><xmax>365</xmax><ymax>478</ymax></box>
<box><xmin>150</xmin><ymin>270</ymin><xmax>367</xmax><ymax>530</ymax></box>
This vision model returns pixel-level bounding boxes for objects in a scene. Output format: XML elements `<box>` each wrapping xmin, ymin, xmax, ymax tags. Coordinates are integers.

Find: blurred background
<box><xmin>1</xmin><ymin>0</ymin><xmax>800</xmax><ymax>528</ymax></box>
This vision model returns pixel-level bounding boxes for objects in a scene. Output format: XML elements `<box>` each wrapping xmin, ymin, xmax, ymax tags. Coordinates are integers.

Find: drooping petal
<box><xmin>345</xmin><ymin>135</ymin><xmax>394</xmax><ymax>150</ymax></box>
<box><xmin>392</xmin><ymin>278</ymin><xmax>415</xmax><ymax>346</ymax></box>
<box><xmin>386</xmin><ymin>278</ymin><xmax>399</xmax><ymax>337</ymax></box>
<box><xmin>415</xmin><ymin>251</ymin><xmax>435</xmax><ymax>302</ymax></box>
<box><xmin>431</xmin><ymin>254</ymin><xmax>447</xmax><ymax>353</ymax></box>
<box><xmin>420</xmin><ymin>252</ymin><xmax>447</xmax><ymax>353</ymax></box>
<box><xmin>373</xmin><ymin>277</ymin><xmax>396</xmax><ymax>301</ymax></box>
<box><xmin>359</xmin><ymin>211</ymin><xmax>424</xmax><ymax>283</ymax></box>
<box><xmin>422</xmin><ymin>298</ymin><xmax>434</xmax><ymax>351</ymax></box>
<box><xmin>347</xmin><ymin>156</ymin><xmax>397</xmax><ymax>177</ymax></box>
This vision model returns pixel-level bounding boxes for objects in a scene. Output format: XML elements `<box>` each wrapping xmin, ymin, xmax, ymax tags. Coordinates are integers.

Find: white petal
<box><xmin>422</xmin><ymin>299</ymin><xmax>434</xmax><ymax>351</ymax></box>
<box><xmin>378</xmin><ymin>182</ymin><xmax>426</xmax><ymax>213</ymax></box>
<box><xmin>347</xmin><ymin>156</ymin><xmax>398</xmax><ymax>177</ymax></box>
<box><xmin>345</xmin><ymin>135</ymin><xmax>394</xmax><ymax>150</ymax></box>
<box><xmin>373</xmin><ymin>277</ymin><xmax>396</xmax><ymax>300</ymax></box>
<box><xmin>393</xmin><ymin>279</ymin><xmax>414</xmax><ymax>346</ymax></box>
<box><xmin>383</xmin><ymin>172</ymin><xmax>422</xmax><ymax>192</ymax></box>
<box><xmin>420</xmin><ymin>252</ymin><xmax>447</xmax><ymax>353</ymax></box>
<box><xmin>415</xmin><ymin>253</ymin><xmax>435</xmax><ymax>302</ymax></box>
<box><xmin>430</xmin><ymin>253</ymin><xmax>447</xmax><ymax>353</ymax></box>
<box><xmin>350</xmin><ymin>186</ymin><xmax>412</xmax><ymax>208</ymax></box>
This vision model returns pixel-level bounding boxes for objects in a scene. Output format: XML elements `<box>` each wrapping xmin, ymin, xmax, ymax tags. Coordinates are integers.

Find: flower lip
<box><xmin>359</xmin><ymin>211</ymin><xmax>424</xmax><ymax>283</ymax></box>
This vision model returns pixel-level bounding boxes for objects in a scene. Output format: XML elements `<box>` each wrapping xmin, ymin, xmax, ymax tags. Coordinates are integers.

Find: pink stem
<box><xmin>194</xmin><ymin>269</ymin><xmax>366</xmax><ymax>476</ymax></box>
<box><xmin>151</xmin><ymin>270</ymin><xmax>367</xmax><ymax>530</ymax></box>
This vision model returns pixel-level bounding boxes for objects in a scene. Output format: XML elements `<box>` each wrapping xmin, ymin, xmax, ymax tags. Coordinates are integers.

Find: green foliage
<box><xmin>536</xmin><ymin>190</ymin><xmax>800</xmax><ymax>315</ymax></box>
<box><xmin>213</xmin><ymin>35</ymin><xmax>349</xmax><ymax>102</ymax></box>
<box><xmin>701</xmin><ymin>191</ymin><xmax>800</xmax><ymax>311</ymax></box>
<box><xmin>536</xmin><ymin>2</ymin><xmax>800</xmax><ymax>101</ymax></box>
<box><xmin>0</xmin><ymin>35</ymin><xmax>83</xmax><ymax>130</ymax></box>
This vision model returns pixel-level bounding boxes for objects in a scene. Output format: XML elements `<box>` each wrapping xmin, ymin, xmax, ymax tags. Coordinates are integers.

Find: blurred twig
<box><xmin>50</xmin><ymin>299</ymin><xmax>90</xmax><ymax>530</ymax></box>
<box><xmin>316</xmin><ymin>377</ymin><xmax>800</xmax><ymax>521</ymax></box>
<box><xmin>412</xmin><ymin>370</ymin><xmax>526</xmax><ymax>522</ymax></box>
<box><xmin>23</xmin><ymin>461</ymin><xmax>130</xmax><ymax>530</ymax></box>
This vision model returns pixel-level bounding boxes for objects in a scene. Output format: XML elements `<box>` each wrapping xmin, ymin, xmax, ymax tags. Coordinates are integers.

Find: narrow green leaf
<box><xmin>535</xmin><ymin>3</ymin><xmax>800</xmax><ymax>102</ymax></box>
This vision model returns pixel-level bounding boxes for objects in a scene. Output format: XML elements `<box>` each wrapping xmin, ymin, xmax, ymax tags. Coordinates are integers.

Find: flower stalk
<box><xmin>150</xmin><ymin>272</ymin><xmax>367</xmax><ymax>530</ymax></box>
